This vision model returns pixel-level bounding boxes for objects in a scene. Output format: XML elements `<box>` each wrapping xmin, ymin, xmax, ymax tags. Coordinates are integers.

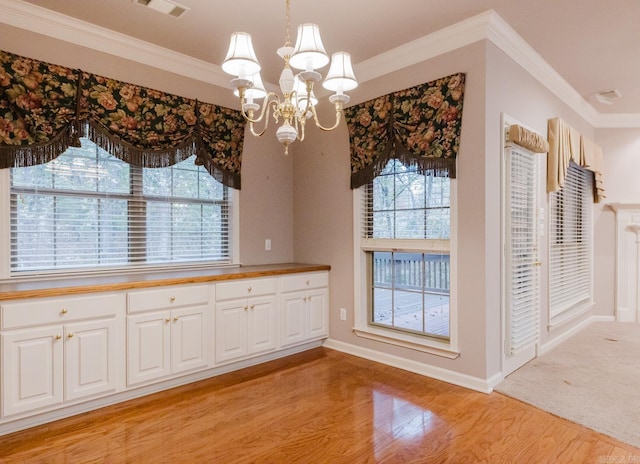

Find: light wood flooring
<box><xmin>0</xmin><ymin>348</ymin><xmax>638</xmax><ymax>463</ymax></box>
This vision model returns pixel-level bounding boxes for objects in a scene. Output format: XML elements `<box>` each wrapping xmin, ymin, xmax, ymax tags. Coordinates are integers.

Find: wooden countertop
<box><xmin>0</xmin><ymin>263</ymin><xmax>331</xmax><ymax>301</ymax></box>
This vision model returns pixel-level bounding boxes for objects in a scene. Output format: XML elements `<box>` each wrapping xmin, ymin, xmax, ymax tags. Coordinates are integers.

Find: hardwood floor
<box><xmin>0</xmin><ymin>348</ymin><xmax>638</xmax><ymax>463</ymax></box>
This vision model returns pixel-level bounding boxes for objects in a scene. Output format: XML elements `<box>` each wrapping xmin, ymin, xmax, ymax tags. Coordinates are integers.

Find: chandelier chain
<box><xmin>284</xmin><ymin>0</ymin><xmax>292</xmax><ymax>47</ymax></box>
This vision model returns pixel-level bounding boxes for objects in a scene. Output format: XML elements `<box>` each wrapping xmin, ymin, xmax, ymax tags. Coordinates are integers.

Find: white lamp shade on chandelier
<box><xmin>221</xmin><ymin>0</ymin><xmax>358</xmax><ymax>154</ymax></box>
<box><xmin>323</xmin><ymin>52</ymin><xmax>358</xmax><ymax>93</ymax></box>
<box><xmin>289</xmin><ymin>23</ymin><xmax>330</xmax><ymax>71</ymax></box>
<box><xmin>221</xmin><ymin>32</ymin><xmax>261</xmax><ymax>78</ymax></box>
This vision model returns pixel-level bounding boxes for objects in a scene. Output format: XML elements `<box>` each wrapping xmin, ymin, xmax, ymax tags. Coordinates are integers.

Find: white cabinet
<box><xmin>279</xmin><ymin>272</ymin><xmax>329</xmax><ymax>348</ymax></box>
<box><xmin>1</xmin><ymin>294</ymin><xmax>123</xmax><ymax>417</ymax></box>
<box><xmin>126</xmin><ymin>285</ymin><xmax>210</xmax><ymax>386</ymax></box>
<box><xmin>215</xmin><ymin>278</ymin><xmax>277</xmax><ymax>364</ymax></box>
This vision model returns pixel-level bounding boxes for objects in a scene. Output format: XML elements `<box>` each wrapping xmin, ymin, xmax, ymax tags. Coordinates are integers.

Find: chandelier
<box><xmin>221</xmin><ymin>0</ymin><xmax>358</xmax><ymax>155</ymax></box>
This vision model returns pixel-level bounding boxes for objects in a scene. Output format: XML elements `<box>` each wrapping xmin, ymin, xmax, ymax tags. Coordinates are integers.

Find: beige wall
<box><xmin>293</xmin><ymin>42</ymin><xmax>492</xmax><ymax>379</ymax></box>
<box><xmin>0</xmin><ymin>23</ymin><xmax>295</xmax><ymax>266</ymax></box>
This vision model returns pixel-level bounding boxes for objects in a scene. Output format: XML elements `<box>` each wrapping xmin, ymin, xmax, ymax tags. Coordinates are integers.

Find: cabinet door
<box><xmin>248</xmin><ymin>297</ymin><xmax>277</xmax><ymax>355</ymax></box>
<box><xmin>64</xmin><ymin>318</ymin><xmax>118</xmax><ymax>402</ymax></box>
<box><xmin>1</xmin><ymin>326</ymin><xmax>64</xmax><ymax>416</ymax></box>
<box><xmin>171</xmin><ymin>305</ymin><xmax>208</xmax><ymax>374</ymax></box>
<box><xmin>215</xmin><ymin>300</ymin><xmax>248</xmax><ymax>363</ymax></box>
<box><xmin>307</xmin><ymin>288</ymin><xmax>329</xmax><ymax>340</ymax></box>
<box><xmin>280</xmin><ymin>292</ymin><xmax>306</xmax><ymax>348</ymax></box>
<box><xmin>127</xmin><ymin>311</ymin><xmax>171</xmax><ymax>386</ymax></box>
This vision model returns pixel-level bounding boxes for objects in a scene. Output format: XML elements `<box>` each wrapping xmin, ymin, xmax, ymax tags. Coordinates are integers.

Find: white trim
<box><xmin>352</xmin><ymin>328</ymin><xmax>459</xmax><ymax>359</ymax></box>
<box><xmin>351</xmin><ymin>182</ymin><xmax>459</xmax><ymax>355</ymax></box>
<box><xmin>0</xmin><ymin>169</ymin><xmax>10</xmax><ymax>280</ymax></box>
<box><xmin>1</xmin><ymin>2</ymin><xmax>639</xmax><ymax>128</ymax></box>
<box><xmin>0</xmin><ymin>340</ymin><xmax>322</xmax><ymax>437</ymax></box>
<box><xmin>323</xmin><ymin>338</ymin><xmax>501</xmax><ymax>394</ymax></box>
<box><xmin>0</xmin><ymin>0</ymin><xmax>229</xmax><ymax>89</ymax></box>
<box><xmin>538</xmin><ymin>314</ymin><xmax>593</xmax><ymax>355</ymax></box>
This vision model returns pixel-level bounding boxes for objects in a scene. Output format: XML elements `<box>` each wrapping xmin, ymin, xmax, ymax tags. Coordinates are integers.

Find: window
<box><xmin>7</xmin><ymin>138</ymin><xmax>235</xmax><ymax>276</ymax></box>
<box><xmin>357</xmin><ymin>159</ymin><xmax>452</xmax><ymax>345</ymax></box>
<box><xmin>548</xmin><ymin>161</ymin><xmax>593</xmax><ymax>321</ymax></box>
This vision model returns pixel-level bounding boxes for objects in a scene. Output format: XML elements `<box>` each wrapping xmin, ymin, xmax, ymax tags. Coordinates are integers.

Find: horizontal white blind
<box><xmin>505</xmin><ymin>144</ymin><xmax>539</xmax><ymax>355</ymax></box>
<box><xmin>362</xmin><ymin>159</ymin><xmax>450</xmax><ymax>242</ymax></box>
<box><xmin>10</xmin><ymin>138</ymin><xmax>231</xmax><ymax>275</ymax></box>
<box><xmin>549</xmin><ymin>162</ymin><xmax>593</xmax><ymax>318</ymax></box>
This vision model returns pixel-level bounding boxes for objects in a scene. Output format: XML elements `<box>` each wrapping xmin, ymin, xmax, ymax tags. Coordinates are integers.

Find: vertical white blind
<box><xmin>10</xmin><ymin>138</ymin><xmax>231</xmax><ymax>275</ymax></box>
<box><xmin>549</xmin><ymin>162</ymin><xmax>593</xmax><ymax>319</ymax></box>
<box><xmin>505</xmin><ymin>144</ymin><xmax>540</xmax><ymax>355</ymax></box>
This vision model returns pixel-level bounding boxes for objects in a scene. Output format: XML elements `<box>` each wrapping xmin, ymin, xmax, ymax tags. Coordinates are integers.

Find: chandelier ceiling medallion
<box><xmin>221</xmin><ymin>0</ymin><xmax>358</xmax><ymax>155</ymax></box>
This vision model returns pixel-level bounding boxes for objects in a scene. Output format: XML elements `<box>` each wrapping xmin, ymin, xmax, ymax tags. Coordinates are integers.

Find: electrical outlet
<box><xmin>340</xmin><ymin>307</ymin><xmax>347</xmax><ymax>321</ymax></box>
<box><xmin>265</xmin><ymin>239</ymin><xmax>271</xmax><ymax>251</ymax></box>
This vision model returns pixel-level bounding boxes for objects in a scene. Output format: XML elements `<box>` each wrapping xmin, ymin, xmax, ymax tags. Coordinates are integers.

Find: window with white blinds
<box><xmin>548</xmin><ymin>161</ymin><xmax>593</xmax><ymax>319</ymax></box>
<box><xmin>9</xmin><ymin>138</ymin><xmax>232</xmax><ymax>275</ymax></box>
<box><xmin>505</xmin><ymin>144</ymin><xmax>539</xmax><ymax>355</ymax></box>
<box><xmin>362</xmin><ymin>159</ymin><xmax>451</xmax><ymax>339</ymax></box>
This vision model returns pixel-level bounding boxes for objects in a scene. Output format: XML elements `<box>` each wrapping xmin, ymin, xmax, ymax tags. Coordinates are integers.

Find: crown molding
<box><xmin>0</xmin><ymin>0</ymin><xmax>230</xmax><ymax>89</ymax></box>
<box><xmin>1</xmin><ymin>1</ymin><xmax>639</xmax><ymax>129</ymax></box>
<box><xmin>354</xmin><ymin>10</ymin><xmax>492</xmax><ymax>84</ymax></box>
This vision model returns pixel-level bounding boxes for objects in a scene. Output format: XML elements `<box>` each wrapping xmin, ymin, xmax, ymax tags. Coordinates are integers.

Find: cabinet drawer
<box><xmin>1</xmin><ymin>293</ymin><xmax>122</xmax><ymax>330</ymax></box>
<box><xmin>280</xmin><ymin>272</ymin><xmax>328</xmax><ymax>293</ymax></box>
<box><xmin>127</xmin><ymin>285</ymin><xmax>210</xmax><ymax>314</ymax></box>
<box><xmin>215</xmin><ymin>278</ymin><xmax>276</xmax><ymax>301</ymax></box>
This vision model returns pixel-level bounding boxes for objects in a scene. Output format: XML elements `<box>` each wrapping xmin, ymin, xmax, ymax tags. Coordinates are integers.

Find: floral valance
<box><xmin>345</xmin><ymin>72</ymin><xmax>465</xmax><ymax>189</ymax></box>
<box><xmin>0</xmin><ymin>49</ymin><xmax>245</xmax><ymax>189</ymax></box>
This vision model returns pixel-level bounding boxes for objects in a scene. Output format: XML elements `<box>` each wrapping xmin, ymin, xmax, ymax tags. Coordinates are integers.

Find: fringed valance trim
<box><xmin>0</xmin><ymin>123</ymin><xmax>75</xmax><ymax>168</ymax></box>
<box><xmin>350</xmin><ymin>139</ymin><xmax>456</xmax><ymax>189</ymax></box>
<box><xmin>0</xmin><ymin>49</ymin><xmax>245</xmax><ymax>189</ymax></box>
<box><xmin>82</xmin><ymin>120</ymin><xmax>195</xmax><ymax>168</ymax></box>
<box><xmin>508</xmin><ymin>124</ymin><xmax>549</xmax><ymax>153</ymax></box>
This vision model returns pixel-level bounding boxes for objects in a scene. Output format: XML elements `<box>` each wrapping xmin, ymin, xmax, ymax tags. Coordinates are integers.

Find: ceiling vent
<box><xmin>133</xmin><ymin>0</ymin><xmax>189</xmax><ymax>18</ymax></box>
<box><xmin>594</xmin><ymin>89</ymin><xmax>622</xmax><ymax>105</ymax></box>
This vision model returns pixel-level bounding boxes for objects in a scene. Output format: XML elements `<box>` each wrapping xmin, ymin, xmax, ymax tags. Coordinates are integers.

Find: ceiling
<box><xmin>4</xmin><ymin>0</ymin><xmax>640</xmax><ymax>121</ymax></box>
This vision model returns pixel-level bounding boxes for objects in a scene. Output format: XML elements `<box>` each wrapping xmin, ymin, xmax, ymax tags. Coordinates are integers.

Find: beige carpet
<box><xmin>495</xmin><ymin>322</ymin><xmax>640</xmax><ymax>448</ymax></box>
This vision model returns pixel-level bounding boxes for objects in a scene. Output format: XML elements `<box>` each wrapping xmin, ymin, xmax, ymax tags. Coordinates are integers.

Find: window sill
<box><xmin>353</xmin><ymin>326</ymin><xmax>460</xmax><ymax>359</ymax></box>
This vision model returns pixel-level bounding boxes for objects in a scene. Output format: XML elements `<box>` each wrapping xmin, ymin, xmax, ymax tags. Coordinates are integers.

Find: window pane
<box><xmin>370</xmin><ymin>251</ymin><xmax>450</xmax><ymax>339</ymax></box>
<box><xmin>366</xmin><ymin>159</ymin><xmax>450</xmax><ymax>240</ymax></box>
<box><xmin>10</xmin><ymin>139</ymin><xmax>232</xmax><ymax>274</ymax></box>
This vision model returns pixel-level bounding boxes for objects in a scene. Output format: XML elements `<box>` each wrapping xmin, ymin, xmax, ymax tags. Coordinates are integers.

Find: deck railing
<box><xmin>373</xmin><ymin>252</ymin><xmax>449</xmax><ymax>294</ymax></box>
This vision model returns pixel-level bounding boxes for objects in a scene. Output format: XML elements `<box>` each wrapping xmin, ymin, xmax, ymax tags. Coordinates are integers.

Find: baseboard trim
<box><xmin>539</xmin><ymin>314</ymin><xmax>614</xmax><ymax>355</ymax></box>
<box><xmin>323</xmin><ymin>338</ymin><xmax>498</xmax><ymax>394</ymax></box>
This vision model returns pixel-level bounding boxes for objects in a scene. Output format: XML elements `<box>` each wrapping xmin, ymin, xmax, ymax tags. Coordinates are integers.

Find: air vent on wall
<box><xmin>133</xmin><ymin>0</ymin><xmax>189</xmax><ymax>18</ymax></box>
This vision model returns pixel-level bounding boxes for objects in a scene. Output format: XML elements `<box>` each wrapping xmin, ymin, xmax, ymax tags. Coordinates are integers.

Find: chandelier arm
<box><xmin>246</xmin><ymin>99</ymin><xmax>281</xmax><ymax>137</ymax></box>
<box><xmin>309</xmin><ymin>101</ymin><xmax>344</xmax><ymax>132</ymax></box>
<box><xmin>240</xmin><ymin>92</ymin><xmax>281</xmax><ymax>124</ymax></box>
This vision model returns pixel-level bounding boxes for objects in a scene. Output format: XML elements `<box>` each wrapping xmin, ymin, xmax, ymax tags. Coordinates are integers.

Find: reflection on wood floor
<box><xmin>0</xmin><ymin>348</ymin><xmax>638</xmax><ymax>463</ymax></box>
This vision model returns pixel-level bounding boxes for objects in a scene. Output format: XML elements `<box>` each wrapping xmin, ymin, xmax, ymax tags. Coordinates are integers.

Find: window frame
<box><xmin>0</xmin><ymin>151</ymin><xmax>240</xmax><ymax>282</ymax></box>
<box><xmin>547</xmin><ymin>161</ymin><xmax>594</xmax><ymax>328</ymax></box>
<box><xmin>352</xmin><ymin>175</ymin><xmax>459</xmax><ymax>358</ymax></box>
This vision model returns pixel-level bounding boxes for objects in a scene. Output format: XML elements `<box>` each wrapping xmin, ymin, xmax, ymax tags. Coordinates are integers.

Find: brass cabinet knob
<box><xmin>247</xmin><ymin>286</ymin><xmax>252</xmax><ymax>293</ymax></box>
<box><xmin>306</xmin><ymin>280</ymin><xmax>310</xmax><ymax>286</ymax></box>
<box><xmin>173</xmin><ymin>316</ymin><xmax>179</xmax><ymax>322</ymax></box>
<box><xmin>250</xmin><ymin>304</ymin><xmax>255</xmax><ymax>310</ymax></box>
<box><xmin>169</xmin><ymin>296</ymin><xmax>176</xmax><ymax>303</ymax></box>
<box><xmin>61</xmin><ymin>308</ymin><xmax>68</xmax><ymax>315</ymax></box>
<box><xmin>165</xmin><ymin>318</ymin><xmax>171</xmax><ymax>323</ymax></box>
<box><xmin>243</xmin><ymin>305</ymin><xmax>248</xmax><ymax>311</ymax></box>
<box><xmin>55</xmin><ymin>334</ymin><xmax>62</xmax><ymax>340</ymax></box>
<box><xmin>67</xmin><ymin>332</ymin><xmax>74</xmax><ymax>339</ymax></box>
